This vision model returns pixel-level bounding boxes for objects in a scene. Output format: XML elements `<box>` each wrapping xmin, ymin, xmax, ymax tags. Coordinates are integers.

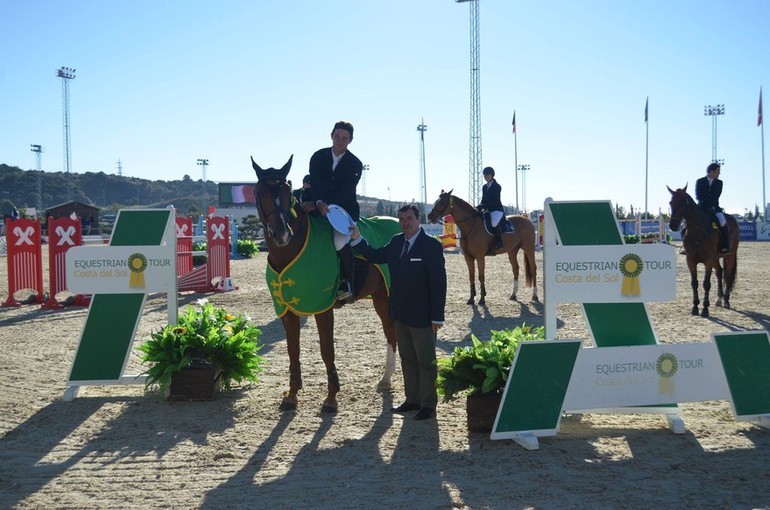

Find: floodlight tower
<box><xmin>518</xmin><ymin>164</ymin><xmax>530</xmax><ymax>213</ymax></box>
<box><xmin>31</xmin><ymin>144</ymin><xmax>43</xmax><ymax>213</ymax></box>
<box><xmin>362</xmin><ymin>164</ymin><xmax>369</xmax><ymax>196</ymax></box>
<box><xmin>197</xmin><ymin>158</ymin><xmax>209</xmax><ymax>215</ymax></box>
<box><xmin>456</xmin><ymin>0</ymin><xmax>482</xmax><ymax>204</ymax></box>
<box><xmin>417</xmin><ymin>119</ymin><xmax>428</xmax><ymax>213</ymax></box>
<box><xmin>117</xmin><ymin>159</ymin><xmax>123</xmax><ymax>176</ymax></box>
<box><xmin>704</xmin><ymin>104</ymin><xmax>725</xmax><ymax>165</ymax></box>
<box><xmin>57</xmin><ymin>66</ymin><xmax>76</xmax><ymax>200</ymax></box>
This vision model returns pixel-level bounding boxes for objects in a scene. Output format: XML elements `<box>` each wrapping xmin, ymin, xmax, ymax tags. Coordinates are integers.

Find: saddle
<box><xmin>482</xmin><ymin>213</ymin><xmax>513</xmax><ymax>236</ymax></box>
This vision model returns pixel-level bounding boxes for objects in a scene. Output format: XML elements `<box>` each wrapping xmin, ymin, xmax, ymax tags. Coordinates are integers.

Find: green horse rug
<box><xmin>266</xmin><ymin>216</ymin><xmax>400</xmax><ymax>317</ymax></box>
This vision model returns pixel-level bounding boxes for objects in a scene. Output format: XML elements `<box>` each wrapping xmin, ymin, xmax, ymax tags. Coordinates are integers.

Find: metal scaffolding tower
<box><xmin>457</xmin><ymin>0</ymin><xmax>482</xmax><ymax>204</ymax></box>
<box><xmin>57</xmin><ymin>66</ymin><xmax>76</xmax><ymax>200</ymax></box>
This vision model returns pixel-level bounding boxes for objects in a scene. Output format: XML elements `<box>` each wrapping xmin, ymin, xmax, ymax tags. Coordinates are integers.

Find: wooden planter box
<box><xmin>466</xmin><ymin>393</ymin><xmax>502</xmax><ymax>433</ymax></box>
<box><xmin>169</xmin><ymin>364</ymin><xmax>222</xmax><ymax>401</ymax></box>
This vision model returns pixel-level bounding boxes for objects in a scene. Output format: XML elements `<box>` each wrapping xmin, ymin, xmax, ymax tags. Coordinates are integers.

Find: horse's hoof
<box><xmin>715</xmin><ymin>298</ymin><xmax>723</xmax><ymax>307</ymax></box>
<box><xmin>701</xmin><ymin>309</ymin><xmax>710</xmax><ymax>318</ymax></box>
<box><xmin>279</xmin><ymin>398</ymin><xmax>297</xmax><ymax>412</ymax></box>
<box><xmin>724</xmin><ymin>301</ymin><xmax>731</xmax><ymax>309</ymax></box>
<box><xmin>466</xmin><ymin>298</ymin><xmax>474</xmax><ymax>305</ymax></box>
<box><xmin>478</xmin><ymin>298</ymin><xmax>485</xmax><ymax>306</ymax></box>
<box><xmin>509</xmin><ymin>294</ymin><xmax>518</xmax><ymax>302</ymax></box>
<box><xmin>321</xmin><ymin>400</ymin><xmax>338</xmax><ymax>414</ymax></box>
<box><xmin>691</xmin><ymin>307</ymin><xmax>699</xmax><ymax>316</ymax></box>
<box><xmin>532</xmin><ymin>296</ymin><xmax>540</xmax><ymax>303</ymax></box>
<box><xmin>376</xmin><ymin>380</ymin><xmax>393</xmax><ymax>393</ymax></box>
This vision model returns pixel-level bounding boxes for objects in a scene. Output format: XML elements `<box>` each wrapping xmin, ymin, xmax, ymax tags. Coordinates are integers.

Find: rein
<box><xmin>444</xmin><ymin>195</ymin><xmax>479</xmax><ymax>229</ymax></box>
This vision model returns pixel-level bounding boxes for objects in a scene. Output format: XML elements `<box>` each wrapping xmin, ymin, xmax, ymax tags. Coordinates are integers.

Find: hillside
<box><xmin>0</xmin><ymin>164</ymin><xmax>403</xmax><ymax>219</ymax></box>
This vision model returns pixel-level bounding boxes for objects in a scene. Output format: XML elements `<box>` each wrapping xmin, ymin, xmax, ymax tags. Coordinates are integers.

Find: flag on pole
<box><xmin>512</xmin><ymin>111</ymin><xmax>516</xmax><ymax>134</ymax></box>
<box><xmin>759</xmin><ymin>87</ymin><xmax>763</xmax><ymax>127</ymax></box>
<box><xmin>645</xmin><ymin>97</ymin><xmax>649</xmax><ymax>123</ymax></box>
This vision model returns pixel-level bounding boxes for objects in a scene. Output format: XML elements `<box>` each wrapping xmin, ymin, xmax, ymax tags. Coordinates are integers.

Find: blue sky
<box><xmin>1</xmin><ymin>0</ymin><xmax>768</xmax><ymax>216</ymax></box>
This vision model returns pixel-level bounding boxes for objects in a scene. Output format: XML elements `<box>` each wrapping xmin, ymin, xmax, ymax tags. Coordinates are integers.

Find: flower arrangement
<box><xmin>137</xmin><ymin>299</ymin><xmax>265</xmax><ymax>395</ymax></box>
<box><xmin>436</xmin><ymin>323</ymin><xmax>545</xmax><ymax>402</ymax></box>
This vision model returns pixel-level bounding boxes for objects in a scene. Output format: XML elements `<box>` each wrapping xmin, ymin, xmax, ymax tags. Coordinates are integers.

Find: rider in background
<box><xmin>695</xmin><ymin>162</ymin><xmax>729</xmax><ymax>253</ymax></box>
<box><xmin>477</xmin><ymin>166</ymin><xmax>504</xmax><ymax>249</ymax></box>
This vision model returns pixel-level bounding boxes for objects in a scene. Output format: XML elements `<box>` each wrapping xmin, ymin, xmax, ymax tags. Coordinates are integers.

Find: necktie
<box><xmin>401</xmin><ymin>240</ymin><xmax>410</xmax><ymax>260</ymax></box>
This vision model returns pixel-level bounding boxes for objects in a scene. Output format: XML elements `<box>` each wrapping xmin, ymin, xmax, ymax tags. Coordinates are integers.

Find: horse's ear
<box><xmin>251</xmin><ymin>156</ymin><xmax>264</xmax><ymax>179</ymax></box>
<box><xmin>683</xmin><ymin>183</ymin><xmax>688</xmax><ymax>193</ymax></box>
<box><xmin>447</xmin><ymin>188</ymin><xmax>453</xmax><ymax>196</ymax></box>
<box><xmin>667</xmin><ymin>185</ymin><xmax>675</xmax><ymax>195</ymax></box>
<box><xmin>279</xmin><ymin>155</ymin><xmax>293</xmax><ymax>179</ymax></box>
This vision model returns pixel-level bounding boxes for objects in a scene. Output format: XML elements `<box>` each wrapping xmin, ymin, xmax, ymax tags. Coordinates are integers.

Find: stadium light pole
<box><xmin>197</xmin><ymin>159</ymin><xmax>209</xmax><ymax>216</ymax></box>
<box><xmin>31</xmin><ymin>145</ymin><xmax>44</xmax><ymax>214</ymax></box>
<box><xmin>57</xmin><ymin>66</ymin><xmax>76</xmax><ymax>201</ymax></box>
<box><xmin>704</xmin><ymin>104</ymin><xmax>725</xmax><ymax>165</ymax></box>
<box><xmin>518</xmin><ymin>164</ymin><xmax>530</xmax><ymax>213</ymax></box>
<box><xmin>417</xmin><ymin>119</ymin><xmax>428</xmax><ymax>218</ymax></box>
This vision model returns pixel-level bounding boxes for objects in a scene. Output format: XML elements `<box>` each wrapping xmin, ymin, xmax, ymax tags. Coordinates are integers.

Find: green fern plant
<box><xmin>137</xmin><ymin>299</ymin><xmax>265</xmax><ymax>395</ymax></box>
<box><xmin>436</xmin><ymin>323</ymin><xmax>545</xmax><ymax>402</ymax></box>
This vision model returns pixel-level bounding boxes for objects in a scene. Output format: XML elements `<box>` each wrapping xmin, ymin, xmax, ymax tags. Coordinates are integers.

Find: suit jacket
<box><xmin>354</xmin><ymin>229</ymin><xmax>447</xmax><ymax>328</ymax></box>
<box><xmin>695</xmin><ymin>176</ymin><xmax>723</xmax><ymax>213</ymax></box>
<box><xmin>478</xmin><ymin>179</ymin><xmax>503</xmax><ymax>212</ymax></box>
<box><xmin>309</xmin><ymin>147</ymin><xmax>362</xmax><ymax>220</ymax></box>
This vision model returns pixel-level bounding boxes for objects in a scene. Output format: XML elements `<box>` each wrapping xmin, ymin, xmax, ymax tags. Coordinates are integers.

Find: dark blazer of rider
<box><xmin>695</xmin><ymin>175</ymin><xmax>724</xmax><ymax>213</ymax></box>
<box><xmin>309</xmin><ymin>147</ymin><xmax>362</xmax><ymax>221</ymax></box>
<box><xmin>353</xmin><ymin>229</ymin><xmax>446</xmax><ymax>329</ymax></box>
<box><xmin>477</xmin><ymin>179</ymin><xmax>504</xmax><ymax>213</ymax></box>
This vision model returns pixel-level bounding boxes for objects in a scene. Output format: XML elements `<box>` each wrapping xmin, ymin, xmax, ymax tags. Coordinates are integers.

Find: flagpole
<box><xmin>513</xmin><ymin>111</ymin><xmax>519</xmax><ymax>213</ymax></box>
<box><xmin>644</xmin><ymin>96</ymin><xmax>650</xmax><ymax>219</ymax></box>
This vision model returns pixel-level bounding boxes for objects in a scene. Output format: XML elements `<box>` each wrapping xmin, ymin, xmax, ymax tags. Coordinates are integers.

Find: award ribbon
<box><xmin>127</xmin><ymin>253</ymin><xmax>148</xmax><ymax>289</ymax></box>
<box><xmin>619</xmin><ymin>253</ymin><xmax>643</xmax><ymax>296</ymax></box>
<box><xmin>655</xmin><ymin>353</ymin><xmax>678</xmax><ymax>395</ymax></box>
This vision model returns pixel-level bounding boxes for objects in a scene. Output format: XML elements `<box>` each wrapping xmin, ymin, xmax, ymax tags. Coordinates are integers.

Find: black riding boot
<box><xmin>493</xmin><ymin>224</ymin><xmax>503</xmax><ymax>249</ymax></box>
<box><xmin>719</xmin><ymin>225</ymin><xmax>730</xmax><ymax>254</ymax></box>
<box><xmin>337</xmin><ymin>244</ymin><xmax>355</xmax><ymax>303</ymax></box>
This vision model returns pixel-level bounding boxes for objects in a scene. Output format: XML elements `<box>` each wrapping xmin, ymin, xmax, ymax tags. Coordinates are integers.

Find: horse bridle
<box><xmin>434</xmin><ymin>194</ymin><xmax>478</xmax><ymax>226</ymax></box>
<box><xmin>256</xmin><ymin>179</ymin><xmax>292</xmax><ymax>233</ymax></box>
<box><xmin>669</xmin><ymin>193</ymin><xmax>694</xmax><ymax>227</ymax></box>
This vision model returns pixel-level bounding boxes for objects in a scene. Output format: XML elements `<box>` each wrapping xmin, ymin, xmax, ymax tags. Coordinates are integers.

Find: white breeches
<box><xmin>490</xmin><ymin>210</ymin><xmax>503</xmax><ymax>227</ymax></box>
<box><xmin>333</xmin><ymin>226</ymin><xmax>353</xmax><ymax>251</ymax></box>
<box><xmin>715</xmin><ymin>212</ymin><xmax>726</xmax><ymax>227</ymax></box>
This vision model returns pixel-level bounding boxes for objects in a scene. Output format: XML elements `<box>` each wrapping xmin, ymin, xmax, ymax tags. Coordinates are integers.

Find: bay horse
<box><xmin>667</xmin><ymin>185</ymin><xmax>739</xmax><ymax>317</ymax></box>
<box><xmin>252</xmin><ymin>155</ymin><xmax>397</xmax><ymax>413</ymax></box>
<box><xmin>427</xmin><ymin>190</ymin><xmax>538</xmax><ymax>305</ymax></box>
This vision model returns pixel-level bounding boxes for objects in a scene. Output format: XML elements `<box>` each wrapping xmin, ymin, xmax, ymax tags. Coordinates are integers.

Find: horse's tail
<box><xmin>524</xmin><ymin>248</ymin><xmax>536</xmax><ymax>288</ymax></box>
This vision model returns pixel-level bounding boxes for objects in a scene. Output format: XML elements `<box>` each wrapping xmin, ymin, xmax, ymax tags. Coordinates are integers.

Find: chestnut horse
<box><xmin>252</xmin><ymin>155</ymin><xmax>396</xmax><ymax>413</ymax></box>
<box><xmin>427</xmin><ymin>190</ymin><xmax>538</xmax><ymax>305</ymax></box>
<box><xmin>668</xmin><ymin>185</ymin><xmax>739</xmax><ymax>317</ymax></box>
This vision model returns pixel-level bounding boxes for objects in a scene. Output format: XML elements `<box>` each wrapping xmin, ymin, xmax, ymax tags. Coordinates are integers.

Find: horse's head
<box><xmin>427</xmin><ymin>189</ymin><xmax>453</xmax><ymax>224</ymax></box>
<box><xmin>667</xmin><ymin>184</ymin><xmax>691</xmax><ymax>232</ymax></box>
<box><xmin>251</xmin><ymin>155</ymin><xmax>294</xmax><ymax>246</ymax></box>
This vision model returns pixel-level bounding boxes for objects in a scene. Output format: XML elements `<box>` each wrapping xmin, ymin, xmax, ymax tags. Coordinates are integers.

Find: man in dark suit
<box><xmin>309</xmin><ymin>121</ymin><xmax>363</xmax><ymax>303</ymax></box>
<box><xmin>695</xmin><ymin>162</ymin><xmax>729</xmax><ymax>253</ymax></box>
<box><xmin>350</xmin><ymin>204</ymin><xmax>447</xmax><ymax>421</ymax></box>
<box><xmin>477</xmin><ymin>166</ymin><xmax>505</xmax><ymax>249</ymax></box>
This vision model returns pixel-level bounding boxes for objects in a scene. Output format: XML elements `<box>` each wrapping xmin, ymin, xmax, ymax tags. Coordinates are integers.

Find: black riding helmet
<box><xmin>482</xmin><ymin>166</ymin><xmax>495</xmax><ymax>177</ymax></box>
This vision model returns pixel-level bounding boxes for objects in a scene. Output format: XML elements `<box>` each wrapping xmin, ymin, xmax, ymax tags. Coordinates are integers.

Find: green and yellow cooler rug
<box><xmin>265</xmin><ymin>216</ymin><xmax>399</xmax><ymax>317</ymax></box>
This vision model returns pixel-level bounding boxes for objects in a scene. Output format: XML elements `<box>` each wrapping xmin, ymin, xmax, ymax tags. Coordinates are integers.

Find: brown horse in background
<box><xmin>427</xmin><ymin>190</ymin><xmax>538</xmax><ymax>305</ymax></box>
<box><xmin>668</xmin><ymin>184</ymin><xmax>739</xmax><ymax>317</ymax></box>
<box><xmin>252</xmin><ymin>155</ymin><xmax>397</xmax><ymax>413</ymax></box>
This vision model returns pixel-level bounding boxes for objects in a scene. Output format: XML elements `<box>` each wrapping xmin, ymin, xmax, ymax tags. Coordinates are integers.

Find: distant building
<box><xmin>45</xmin><ymin>201</ymin><xmax>101</xmax><ymax>235</ymax></box>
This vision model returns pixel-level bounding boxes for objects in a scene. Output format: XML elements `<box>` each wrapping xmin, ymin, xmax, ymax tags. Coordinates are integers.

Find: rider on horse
<box><xmin>477</xmin><ymin>166</ymin><xmax>505</xmax><ymax>249</ymax></box>
<box><xmin>695</xmin><ymin>162</ymin><xmax>729</xmax><ymax>253</ymax></box>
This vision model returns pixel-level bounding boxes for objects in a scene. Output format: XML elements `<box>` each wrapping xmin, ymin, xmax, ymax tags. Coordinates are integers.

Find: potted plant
<box><xmin>137</xmin><ymin>299</ymin><xmax>265</xmax><ymax>400</ymax></box>
<box><xmin>436</xmin><ymin>323</ymin><xmax>545</xmax><ymax>432</ymax></box>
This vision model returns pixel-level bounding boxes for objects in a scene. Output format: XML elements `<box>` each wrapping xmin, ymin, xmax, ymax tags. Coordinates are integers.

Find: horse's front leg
<box><xmin>714</xmin><ymin>262</ymin><xmax>725</xmax><ymax>307</ymax></box>
<box><xmin>315</xmin><ymin>310</ymin><xmax>339</xmax><ymax>413</ymax></box>
<box><xmin>701</xmin><ymin>267</ymin><xmax>713</xmax><ymax>318</ymax></box>
<box><xmin>507</xmin><ymin>248</ymin><xmax>520</xmax><ymax>301</ymax></box>
<box><xmin>463</xmin><ymin>253</ymin><xmax>477</xmax><ymax>305</ymax></box>
<box><xmin>280</xmin><ymin>313</ymin><xmax>302</xmax><ymax>411</ymax></box>
<box><xmin>477</xmin><ymin>257</ymin><xmax>487</xmax><ymax>306</ymax></box>
<box><xmin>689</xmin><ymin>268</ymin><xmax>700</xmax><ymax>316</ymax></box>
